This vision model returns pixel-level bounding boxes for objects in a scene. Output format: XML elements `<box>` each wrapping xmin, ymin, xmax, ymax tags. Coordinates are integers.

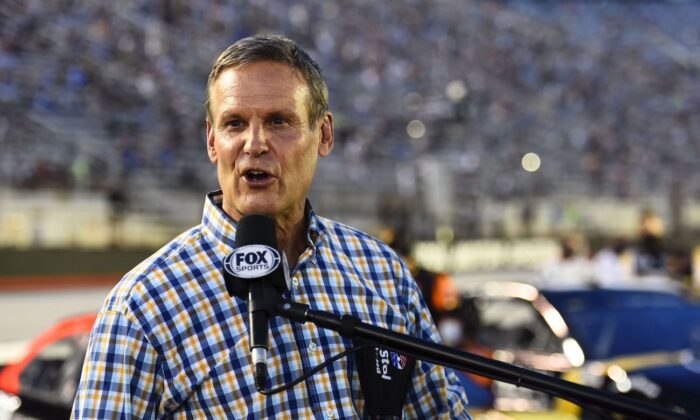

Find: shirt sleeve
<box><xmin>72</xmin><ymin>308</ymin><xmax>163</xmax><ymax>419</ymax></box>
<box><xmin>398</xmin><ymin>262</ymin><xmax>472</xmax><ymax>419</ymax></box>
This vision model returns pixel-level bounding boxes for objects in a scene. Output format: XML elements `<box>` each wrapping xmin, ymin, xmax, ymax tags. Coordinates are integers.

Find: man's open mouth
<box><xmin>244</xmin><ymin>170</ymin><xmax>271</xmax><ymax>181</ymax></box>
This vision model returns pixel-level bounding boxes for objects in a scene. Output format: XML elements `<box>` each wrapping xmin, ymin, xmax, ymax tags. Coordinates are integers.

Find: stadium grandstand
<box><xmin>1</xmin><ymin>0</ymin><xmax>700</xmax><ymax>243</ymax></box>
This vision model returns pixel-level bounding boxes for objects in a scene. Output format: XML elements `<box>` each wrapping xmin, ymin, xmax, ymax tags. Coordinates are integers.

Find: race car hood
<box><xmin>627</xmin><ymin>361</ymin><xmax>700</xmax><ymax>416</ymax></box>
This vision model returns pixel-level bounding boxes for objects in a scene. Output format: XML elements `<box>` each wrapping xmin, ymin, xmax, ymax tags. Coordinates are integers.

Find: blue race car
<box><xmin>456</xmin><ymin>280</ymin><xmax>700</xmax><ymax>417</ymax></box>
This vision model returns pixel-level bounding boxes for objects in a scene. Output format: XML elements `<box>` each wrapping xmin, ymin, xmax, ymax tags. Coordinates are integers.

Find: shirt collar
<box><xmin>201</xmin><ymin>190</ymin><xmax>322</xmax><ymax>251</ymax></box>
<box><xmin>305</xmin><ymin>201</ymin><xmax>321</xmax><ymax>249</ymax></box>
<box><xmin>201</xmin><ymin>190</ymin><xmax>238</xmax><ymax>250</ymax></box>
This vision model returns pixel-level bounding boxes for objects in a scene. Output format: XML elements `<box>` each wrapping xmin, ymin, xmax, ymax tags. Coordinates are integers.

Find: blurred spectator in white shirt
<box><xmin>541</xmin><ymin>233</ymin><xmax>594</xmax><ymax>288</ymax></box>
<box><xmin>593</xmin><ymin>237</ymin><xmax>634</xmax><ymax>287</ymax></box>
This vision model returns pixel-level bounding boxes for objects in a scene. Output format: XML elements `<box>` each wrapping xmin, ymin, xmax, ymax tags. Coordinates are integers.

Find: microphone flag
<box><xmin>355</xmin><ymin>338</ymin><xmax>416</xmax><ymax>419</ymax></box>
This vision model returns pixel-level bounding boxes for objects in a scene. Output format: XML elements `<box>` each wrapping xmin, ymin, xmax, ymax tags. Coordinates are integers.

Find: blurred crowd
<box><xmin>541</xmin><ymin>208</ymin><xmax>694</xmax><ymax>291</ymax></box>
<box><xmin>1</xmin><ymin>0</ymin><xmax>700</xmax><ymax>202</ymax></box>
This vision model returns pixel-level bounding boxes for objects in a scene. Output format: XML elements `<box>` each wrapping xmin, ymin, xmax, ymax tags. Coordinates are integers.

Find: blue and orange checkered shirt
<box><xmin>72</xmin><ymin>191</ymin><xmax>470</xmax><ymax>419</ymax></box>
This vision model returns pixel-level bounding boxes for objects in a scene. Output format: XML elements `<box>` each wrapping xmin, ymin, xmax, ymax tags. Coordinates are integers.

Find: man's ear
<box><xmin>318</xmin><ymin>113</ymin><xmax>334</xmax><ymax>157</ymax></box>
<box><xmin>206</xmin><ymin>119</ymin><xmax>218</xmax><ymax>164</ymax></box>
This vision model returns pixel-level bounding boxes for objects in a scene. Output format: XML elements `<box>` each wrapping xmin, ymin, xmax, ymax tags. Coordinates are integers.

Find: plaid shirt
<box><xmin>73</xmin><ymin>191</ymin><xmax>470</xmax><ymax>419</ymax></box>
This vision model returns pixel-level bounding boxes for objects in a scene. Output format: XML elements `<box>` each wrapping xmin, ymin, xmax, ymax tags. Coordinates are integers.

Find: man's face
<box><xmin>206</xmin><ymin>61</ymin><xmax>333</xmax><ymax>225</ymax></box>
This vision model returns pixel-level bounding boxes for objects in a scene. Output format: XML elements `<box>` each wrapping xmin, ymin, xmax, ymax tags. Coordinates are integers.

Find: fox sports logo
<box><xmin>224</xmin><ymin>245</ymin><xmax>281</xmax><ymax>279</ymax></box>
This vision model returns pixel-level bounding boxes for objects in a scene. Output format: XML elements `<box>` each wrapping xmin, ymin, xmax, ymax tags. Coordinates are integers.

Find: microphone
<box><xmin>222</xmin><ymin>214</ymin><xmax>288</xmax><ymax>391</ymax></box>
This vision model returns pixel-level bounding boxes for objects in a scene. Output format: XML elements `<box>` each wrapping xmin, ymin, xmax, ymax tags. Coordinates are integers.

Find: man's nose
<box><xmin>242</xmin><ymin>123</ymin><xmax>269</xmax><ymax>156</ymax></box>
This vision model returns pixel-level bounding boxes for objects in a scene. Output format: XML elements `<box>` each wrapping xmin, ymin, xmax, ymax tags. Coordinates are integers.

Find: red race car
<box><xmin>0</xmin><ymin>313</ymin><xmax>96</xmax><ymax>419</ymax></box>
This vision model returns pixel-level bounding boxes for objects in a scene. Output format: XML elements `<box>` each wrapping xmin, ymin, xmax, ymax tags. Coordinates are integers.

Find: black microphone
<box><xmin>222</xmin><ymin>214</ymin><xmax>288</xmax><ymax>391</ymax></box>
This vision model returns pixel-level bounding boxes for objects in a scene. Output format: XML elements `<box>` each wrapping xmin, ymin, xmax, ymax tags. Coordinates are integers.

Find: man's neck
<box><xmin>276</xmin><ymin>214</ymin><xmax>308</xmax><ymax>269</ymax></box>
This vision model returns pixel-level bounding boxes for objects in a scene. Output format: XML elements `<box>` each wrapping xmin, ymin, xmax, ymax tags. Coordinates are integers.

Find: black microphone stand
<box><xmin>275</xmin><ymin>300</ymin><xmax>692</xmax><ymax>420</ymax></box>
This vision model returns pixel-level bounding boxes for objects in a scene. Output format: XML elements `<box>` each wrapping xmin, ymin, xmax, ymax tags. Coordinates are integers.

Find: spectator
<box><xmin>592</xmin><ymin>237</ymin><xmax>633</xmax><ymax>287</ymax></box>
<box><xmin>440</xmin><ymin>298</ymin><xmax>495</xmax><ymax>410</ymax></box>
<box><xmin>634</xmin><ymin>209</ymin><xmax>666</xmax><ymax>276</ymax></box>
<box><xmin>541</xmin><ymin>233</ymin><xmax>594</xmax><ymax>288</ymax></box>
<box><xmin>385</xmin><ymin>228</ymin><xmax>460</xmax><ymax>324</ymax></box>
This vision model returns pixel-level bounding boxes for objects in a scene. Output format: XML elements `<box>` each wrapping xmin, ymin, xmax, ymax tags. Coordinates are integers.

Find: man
<box><xmin>73</xmin><ymin>35</ymin><xmax>470</xmax><ymax>418</ymax></box>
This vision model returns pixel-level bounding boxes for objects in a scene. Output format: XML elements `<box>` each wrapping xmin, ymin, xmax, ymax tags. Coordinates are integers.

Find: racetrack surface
<box><xmin>0</xmin><ymin>277</ymin><xmax>116</xmax><ymax>365</ymax></box>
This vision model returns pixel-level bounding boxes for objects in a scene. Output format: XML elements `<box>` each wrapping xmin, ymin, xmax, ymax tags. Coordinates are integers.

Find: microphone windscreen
<box><xmin>224</xmin><ymin>214</ymin><xmax>288</xmax><ymax>299</ymax></box>
<box><xmin>235</xmin><ymin>214</ymin><xmax>278</xmax><ymax>248</ymax></box>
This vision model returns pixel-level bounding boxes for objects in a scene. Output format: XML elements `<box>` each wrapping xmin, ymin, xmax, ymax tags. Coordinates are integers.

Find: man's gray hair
<box><xmin>205</xmin><ymin>35</ymin><xmax>329</xmax><ymax>128</ymax></box>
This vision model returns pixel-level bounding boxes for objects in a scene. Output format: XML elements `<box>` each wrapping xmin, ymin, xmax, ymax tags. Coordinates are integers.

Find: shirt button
<box><xmin>326</xmin><ymin>409</ymin><xmax>335</xmax><ymax>419</ymax></box>
<box><xmin>292</xmin><ymin>277</ymin><xmax>300</xmax><ymax>287</ymax></box>
<box><xmin>308</xmin><ymin>341</ymin><xmax>318</xmax><ymax>352</ymax></box>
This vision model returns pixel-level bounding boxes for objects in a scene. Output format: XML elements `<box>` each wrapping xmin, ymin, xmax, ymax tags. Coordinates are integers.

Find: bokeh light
<box><xmin>445</xmin><ymin>80</ymin><xmax>468</xmax><ymax>102</ymax></box>
<box><xmin>407</xmin><ymin>120</ymin><xmax>426</xmax><ymax>139</ymax></box>
<box><xmin>521</xmin><ymin>152</ymin><xmax>541</xmax><ymax>172</ymax></box>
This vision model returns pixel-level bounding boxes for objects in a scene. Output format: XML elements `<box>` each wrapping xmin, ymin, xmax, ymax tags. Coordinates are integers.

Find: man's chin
<box><xmin>227</xmin><ymin>200</ymin><xmax>278</xmax><ymax>220</ymax></box>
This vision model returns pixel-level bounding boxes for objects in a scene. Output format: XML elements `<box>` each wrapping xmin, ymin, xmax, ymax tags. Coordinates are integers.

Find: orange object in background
<box><xmin>0</xmin><ymin>313</ymin><xmax>96</xmax><ymax>396</ymax></box>
<box><xmin>430</xmin><ymin>273</ymin><xmax>460</xmax><ymax>313</ymax></box>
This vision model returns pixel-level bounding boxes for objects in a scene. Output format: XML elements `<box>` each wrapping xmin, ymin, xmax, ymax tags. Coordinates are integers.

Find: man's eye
<box><xmin>226</xmin><ymin>120</ymin><xmax>243</xmax><ymax>128</ymax></box>
<box><xmin>270</xmin><ymin>117</ymin><xmax>288</xmax><ymax>126</ymax></box>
